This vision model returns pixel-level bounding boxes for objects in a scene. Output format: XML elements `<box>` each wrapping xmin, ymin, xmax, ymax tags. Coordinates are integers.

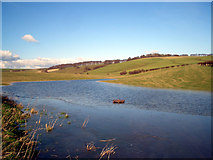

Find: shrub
<box><xmin>120</xmin><ymin>71</ymin><xmax>127</xmax><ymax>75</ymax></box>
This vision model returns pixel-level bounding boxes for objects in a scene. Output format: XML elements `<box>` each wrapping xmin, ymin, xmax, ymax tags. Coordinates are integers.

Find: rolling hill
<box><xmin>2</xmin><ymin>56</ymin><xmax>212</xmax><ymax>91</ymax></box>
<box><xmin>88</xmin><ymin>56</ymin><xmax>211</xmax><ymax>75</ymax></box>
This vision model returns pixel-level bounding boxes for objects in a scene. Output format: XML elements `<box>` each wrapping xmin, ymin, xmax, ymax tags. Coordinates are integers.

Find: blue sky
<box><xmin>1</xmin><ymin>2</ymin><xmax>211</xmax><ymax>68</ymax></box>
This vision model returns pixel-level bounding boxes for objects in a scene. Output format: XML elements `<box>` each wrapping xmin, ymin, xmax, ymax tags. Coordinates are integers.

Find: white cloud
<box><xmin>0</xmin><ymin>51</ymin><xmax>93</xmax><ymax>69</ymax></box>
<box><xmin>22</xmin><ymin>34</ymin><xmax>39</xmax><ymax>43</ymax></box>
<box><xmin>0</xmin><ymin>50</ymin><xmax>20</xmax><ymax>61</ymax></box>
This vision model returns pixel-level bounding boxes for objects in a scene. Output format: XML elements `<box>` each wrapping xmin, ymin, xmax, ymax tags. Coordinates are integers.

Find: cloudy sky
<box><xmin>1</xmin><ymin>1</ymin><xmax>211</xmax><ymax>68</ymax></box>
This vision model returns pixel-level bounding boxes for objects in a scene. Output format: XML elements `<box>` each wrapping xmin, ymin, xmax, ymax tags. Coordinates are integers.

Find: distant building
<box><xmin>190</xmin><ymin>54</ymin><xmax>210</xmax><ymax>56</ymax></box>
<box><xmin>190</xmin><ymin>54</ymin><xmax>198</xmax><ymax>56</ymax></box>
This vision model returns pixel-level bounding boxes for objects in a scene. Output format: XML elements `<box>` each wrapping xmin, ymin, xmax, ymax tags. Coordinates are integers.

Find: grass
<box><xmin>104</xmin><ymin>64</ymin><xmax>212</xmax><ymax>91</ymax></box>
<box><xmin>45</xmin><ymin>119</ymin><xmax>57</xmax><ymax>132</ymax></box>
<box><xmin>89</xmin><ymin>56</ymin><xmax>211</xmax><ymax>75</ymax></box>
<box><xmin>30</xmin><ymin>108</ymin><xmax>38</xmax><ymax>114</ymax></box>
<box><xmin>81</xmin><ymin>118</ymin><xmax>89</xmax><ymax>128</ymax></box>
<box><xmin>86</xmin><ymin>142</ymin><xmax>97</xmax><ymax>151</ymax></box>
<box><xmin>1</xmin><ymin>56</ymin><xmax>212</xmax><ymax>91</ymax></box>
<box><xmin>1</xmin><ymin>96</ymin><xmax>39</xmax><ymax>159</ymax></box>
<box><xmin>99</xmin><ymin>144</ymin><xmax>118</xmax><ymax>160</ymax></box>
<box><xmin>53</xmin><ymin>64</ymin><xmax>108</xmax><ymax>74</ymax></box>
<box><xmin>1</xmin><ymin>69</ymin><xmax>111</xmax><ymax>85</ymax></box>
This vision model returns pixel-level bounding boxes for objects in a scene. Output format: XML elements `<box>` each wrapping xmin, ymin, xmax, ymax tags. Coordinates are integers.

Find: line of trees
<box><xmin>45</xmin><ymin>53</ymin><xmax>211</xmax><ymax>72</ymax></box>
<box><xmin>120</xmin><ymin>64</ymin><xmax>191</xmax><ymax>75</ymax></box>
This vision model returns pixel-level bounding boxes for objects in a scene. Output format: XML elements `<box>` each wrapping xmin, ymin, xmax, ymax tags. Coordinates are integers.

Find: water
<box><xmin>2</xmin><ymin>79</ymin><xmax>212</xmax><ymax>158</ymax></box>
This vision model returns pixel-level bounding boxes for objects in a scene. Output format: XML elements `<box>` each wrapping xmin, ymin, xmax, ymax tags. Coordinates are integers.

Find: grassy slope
<box><xmin>1</xmin><ymin>56</ymin><xmax>212</xmax><ymax>91</ymax></box>
<box><xmin>104</xmin><ymin>64</ymin><xmax>212</xmax><ymax>91</ymax></box>
<box><xmin>89</xmin><ymin>56</ymin><xmax>211</xmax><ymax>75</ymax></box>
<box><xmin>54</xmin><ymin>64</ymin><xmax>106</xmax><ymax>74</ymax></box>
<box><xmin>1</xmin><ymin>69</ymin><xmax>112</xmax><ymax>85</ymax></box>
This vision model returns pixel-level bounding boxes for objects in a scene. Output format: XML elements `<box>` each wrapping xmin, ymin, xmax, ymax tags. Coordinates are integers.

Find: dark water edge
<box><xmin>1</xmin><ymin>79</ymin><xmax>212</xmax><ymax>158</ymax></box>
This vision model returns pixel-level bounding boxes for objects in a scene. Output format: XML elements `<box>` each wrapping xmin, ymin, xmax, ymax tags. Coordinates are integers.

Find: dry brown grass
<box><xmin>99</xmin><ymin>138</ymin><xmax>116</xmax><ymax>142</ymax></box>
<box><xmin>20</xmin><ymin>113</ymin><xmax>31</xmax><ymax>119</ymax></box>
<box><xmin>99</xmin><ymin>144</ymin><xmax>118</xmax><ymax>160</ymax></box>
<box><xmin>81</xmin><ymin>117</ymin><xmax>89</xmax><ymax>128</ymax></box>
<box><xmin>16</xmin><ymin>103</ymin><xmax>24</xmax><ymax>110</ymax></box>
<box><xmin>30</xmin><ymin>108</ymin><xmax>38</xmax><ymax>114</ymax></box>
<box><xmin>45</xmin><ymin>119</ymin><xmax>57</xmax><ymax>132</ymax></box>
<box><xmin>2</xmin><ymin>96</ymin><xmax>40</xmax><ymax>159</ymax></box>
<box><xmin>86</xmin><ymin>142</ymin><xmax>97</xmax><ymax>151</ymax></box>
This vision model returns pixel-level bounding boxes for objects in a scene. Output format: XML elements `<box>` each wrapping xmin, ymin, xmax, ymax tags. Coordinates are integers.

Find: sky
<box><xmin>1</xmin><ymin>1</ymin><xmax>211</xmax><ymax>68</ymax></box>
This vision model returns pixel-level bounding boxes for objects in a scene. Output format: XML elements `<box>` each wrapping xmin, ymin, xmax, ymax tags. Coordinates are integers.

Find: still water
<box><xmin>2</xmin><ymin>79</ymin><xmax>212</xmax><ymax>158</ymax></box>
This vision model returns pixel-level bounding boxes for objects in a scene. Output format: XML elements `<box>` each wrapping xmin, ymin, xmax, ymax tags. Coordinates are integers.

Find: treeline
<box><xmin>120</xmin><ymin>60</ymin><xmax>213</xmax><ymax>75</ymax></box>
<box><xmin>47</xmin><ymin>61</ymin><xmax>103</xmax><ymax>70</ymax></box>
<box><xmin>46</xmin><ymin>60</ymin><xmax>127</xmax><ymax>70</ymax></box>
<box><xmin>198</xmin><ymin>61</ymin><xmax>213</xmax><ymax>67</ymax></box>
<box><xmin>120</xmin><ymin>64</ymin><xmax>191</xmax><ymax>75</ymax></box>
<box><xmin>43</xmin><ymin>53</ymin><xmax>211</xmax><ymax>72</ymax></box>
<box><xmin>126</xmin><ymin>53</ymin><xmax>189</xmax><ymax>62</ymax></box>
<box><xmin>46</xmin><ymin>53</ymin><xmax>185</xmax><ymax>71</ymax></box>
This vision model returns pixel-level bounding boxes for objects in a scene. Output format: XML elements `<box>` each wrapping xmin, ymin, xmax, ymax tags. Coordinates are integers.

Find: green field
<box><xmin>1</xmin><ymin>69</ymin><xmax>113</xmax><ymax>85</ymax></box>
<box><xmin>103</xmin><ymin>64</ymin><xmax>212</xmax><ymax>91</ymax></box>
<box><xmin>88</xmin><ymin>56</ymin><xmax>211</xmax><ymax>75</ymax></box>
<box><xmin>1</xmin><ymin>56</ymin><xmax>212</xmax><ymax>91</ymax></box>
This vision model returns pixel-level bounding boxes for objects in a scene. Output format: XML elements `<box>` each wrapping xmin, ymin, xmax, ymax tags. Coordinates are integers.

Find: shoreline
<box><xmin>2</xmin><ymin>78</ymin><xmax>211</xmax><ymax>93</ymax></box>
<box><xmin>1</xmin><ymin>96</ymin><xmax>39</xmax><ymax>159</ymax></box>
<box><xmin>99</xmin><ymin>80</ymin><xmax>212</xmax><ymax>93</ymax></box>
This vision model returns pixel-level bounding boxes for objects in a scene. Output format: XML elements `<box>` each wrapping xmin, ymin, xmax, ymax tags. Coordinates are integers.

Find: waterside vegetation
<box><xmin>1</xmin><ymin>96</ymin><xmax>119</xmax><ymax>159</ymax></box>
<box><xmin>1</xmin><ymin>96</ymin><xmax>39</xmax><ymax>160</ymax></box>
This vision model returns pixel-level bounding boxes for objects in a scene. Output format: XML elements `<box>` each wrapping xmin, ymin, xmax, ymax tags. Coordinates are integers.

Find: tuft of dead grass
<box><xmin>16</xmin><ymin>103</ymin><xmax>24</xmax><ymax>110</ymax></box>
<box><xmin>30</xmin><ymin>108</ymin><xmax>38</xmax><ymax>114</ymax></box>
<box><xmin>20</xmin><ymin>113</ymin><xmax>31</xmax><ymax>119</ymax></box>
<box><xmin>45</xmin><ymin>119</ymin><xmax>57</xmax><ymax>132</ymax></box>
<box><xmin>99</xmin><ymin>144</ymin><xmax>118</xmax><ymax>160</ymax></box>
<box><xmin>86</xmin><ymin>142</ymin><xmax>97</xmax><ymax>151</ymax></box>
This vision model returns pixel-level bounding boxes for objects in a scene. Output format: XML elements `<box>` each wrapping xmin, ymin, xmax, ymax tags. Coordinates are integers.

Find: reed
<box><xmin>86</xmin><ymin>142</ymin><xmax>97</xmax><ymax>151</ymax></box>
<box><xmin>99</xmin><ymin>138</ymin><xmax>116</xmax><ymax>142</ymax></box>
<box><xmin>30</xmin><ymin>108</ymin><xmax>38</xmax><ymax>114</ymax></box>
<box><xmin>99</xmin><ymin>144</ymin><xmax>118</xmax><ymax>160</ymax></box>
<box><xmin>45</xmin><ymin>119</ymin><xmax>57</xmax><ymax>132</ymax></box>
<box><xmin>81</xmin><ymin>117</ymin><xmax>89</xmax><ymax>128</ymax></box>
<box><xmin>1</xmin><ymin>96</ymin><xmax>39</xmax><ymax>159</ymax></box>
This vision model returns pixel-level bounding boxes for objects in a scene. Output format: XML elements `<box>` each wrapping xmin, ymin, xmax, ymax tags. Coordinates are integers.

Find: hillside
<box><xmin>88</xmin><ymin>56</ymin><xmax>211</xmax><ymax>75</ymax></box>
<box><xmin>1</xmin><ymin>56</ymin><xmax>212</xmax><ymax>91</ymax></box>
<box><xmin>103</xmin><ymin>64</ymin><xmax>212</xmax><ymax>91</ymax></box>
<box><xmin>52</xmin><ymin>64</ymin><xmax>107</xmax><ymax>74</ymax></box>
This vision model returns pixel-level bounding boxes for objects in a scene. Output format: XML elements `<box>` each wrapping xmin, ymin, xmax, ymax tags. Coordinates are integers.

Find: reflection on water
<box><xmin>2</xmin><ymin>80</ymin><xmax>211</xmax><ymax>158</ymax></box>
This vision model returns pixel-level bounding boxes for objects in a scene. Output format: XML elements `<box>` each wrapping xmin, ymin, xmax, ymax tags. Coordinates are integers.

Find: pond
<box><xmin>2</xmin><ymin>79</ymin><xmax>211</xmax><ymax>158</ymax></box>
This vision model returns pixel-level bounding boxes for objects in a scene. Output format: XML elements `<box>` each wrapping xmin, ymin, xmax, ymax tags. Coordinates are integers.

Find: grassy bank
<box><xmin>1</xmin><ymin>56</ymin><xmax>212</xmax><ymax>91</ymax></box>
<box><xmin>1</xmin><ymin>96</ymin><xmax>38</xmax><ymax>159</ymax></box>
<box><xmin>89</xmin><ymin>56</ymin><xmax>211</xmax><ymax>75</ymax></box>
<box><xmin>1</xmin><ymin>69</ymin><xmax>115</xmax><ymax>85</ymax></box>
<box><xmin>103</xmin><ymin>64</ymin><xmax>212</xmax><ymax>91</ymax></box>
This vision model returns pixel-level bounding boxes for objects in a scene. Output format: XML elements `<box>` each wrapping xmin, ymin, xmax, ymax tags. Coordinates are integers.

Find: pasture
<box><xmin>103</xmin><ymin>64</ymin><xmax>212</xmax><ymax>91</ymax></box>
<box><xmin>1</xmin><ymin>69</ymin><xmax>111</xmax><ymax>85</ymax></box>
<box><xmin>1</xmin><ymin>56</ymin><xmax>212</xmax><ymax>91</ymax></box>
<box><xmin>88</xmin><ymin>56</ymin><xmax>211</xmax><ymax>75</ymax></box>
